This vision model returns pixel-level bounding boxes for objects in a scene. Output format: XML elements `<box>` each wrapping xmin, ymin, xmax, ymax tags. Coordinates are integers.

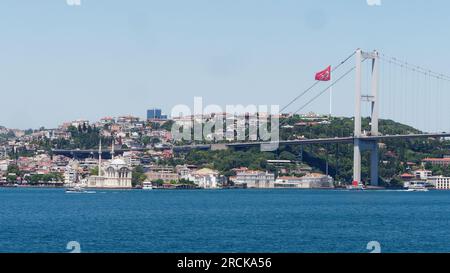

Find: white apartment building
<box><xmin>71</xmin><ymin>119</ymin><xmax>90</xmax><ymax>128</ymax></box>
<box><xmin>414</xmin><ymin>169</ymin><xmax>432</xmax><ymax>180</ymax></box>
<box><xmin>0</xmin><ymin>160</ymin><xmax>8</xmax><ymax>172</ymax></box>
<box><xmin>176</xmin><ymin>165</ymin><xmax>192</xmax><ymax>177</ymax></box>
<box><xmin>427</xmin><ymin>176</ymin><xmax>450</xmax><ymax>190</ymax></box>
<box><xmin>64</xmin><ymin>167</ymin><xmax>79</xmax><ymax>186</ymax></box>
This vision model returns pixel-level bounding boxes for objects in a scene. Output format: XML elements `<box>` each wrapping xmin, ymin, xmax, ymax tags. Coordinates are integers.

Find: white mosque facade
<box><xmin>87</xmin><ymin>140</ymin><xmax>133</xmax><ymax>189</ymax></box>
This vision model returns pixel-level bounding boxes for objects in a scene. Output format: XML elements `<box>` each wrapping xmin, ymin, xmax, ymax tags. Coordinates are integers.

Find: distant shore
<box><xmin>0</xmin><ymin>184</ymin><xmax>398</xmax><ymax>191</ymax></box>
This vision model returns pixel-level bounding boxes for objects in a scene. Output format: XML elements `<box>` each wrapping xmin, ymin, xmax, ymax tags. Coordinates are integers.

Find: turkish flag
<box><xmin>315</xmin><ymin>65</ymin><xmax>331</xmax><ymax>81</ymax></box>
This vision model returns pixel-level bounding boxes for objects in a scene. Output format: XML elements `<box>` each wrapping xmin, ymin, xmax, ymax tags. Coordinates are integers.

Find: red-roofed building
<box><xmin>422</xmin><ymin>158</ymin><xmax>450</xmax><ymax>167</ymax></box>
<box><xmin>400</xmin><ymin>173</ymin><xmax>414</xmax><ymax>181</ymax></box>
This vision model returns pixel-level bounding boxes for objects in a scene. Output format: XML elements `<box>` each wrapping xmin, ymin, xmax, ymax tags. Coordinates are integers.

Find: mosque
<box><xmin>87</xmin><ymin>139</ymin><xmax>132</xmax><ymax>189</ymax></box>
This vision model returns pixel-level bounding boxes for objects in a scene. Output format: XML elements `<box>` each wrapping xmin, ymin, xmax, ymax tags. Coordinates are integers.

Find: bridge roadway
<box><xmin>51</xmin><ymin>133</ymin><xmax>450</xmax><ymax>155</ymax></box>
<box><xmin>173</xmin><ymin>133</ymin><xmax>450</xmax><ymax>151</ymax></box>
<box><xmin>51</xmin><ymin>148</ymin><xmax>145</xmax><ymax>158</ymax></box>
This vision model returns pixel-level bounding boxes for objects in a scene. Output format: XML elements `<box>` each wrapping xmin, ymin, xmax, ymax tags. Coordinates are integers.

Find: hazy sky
<box><xmin>1</xmin><ymin>0</ymin><xmax>450</xmax><ymax>132</ymax></box>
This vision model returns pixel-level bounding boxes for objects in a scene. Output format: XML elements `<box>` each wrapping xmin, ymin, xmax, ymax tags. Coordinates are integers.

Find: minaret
<box><xmin>111</xmin><ymin>136</ymin><xmax>115</xmax><ymax>160</ymax></box>
<box><xmin>98</xmin><ymin>139</ymin><xmax>102</xmax><ymax>176</ymax></box>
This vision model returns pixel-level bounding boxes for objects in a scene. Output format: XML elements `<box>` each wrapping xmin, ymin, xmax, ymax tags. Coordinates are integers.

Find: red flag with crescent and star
<box><xmin>315</xmin><ymin>65</ymin><xmax>331</xmax><ymax>81</ymax></box>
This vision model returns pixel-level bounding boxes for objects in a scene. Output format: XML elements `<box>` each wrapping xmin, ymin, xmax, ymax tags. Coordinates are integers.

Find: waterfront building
<box><xmin>64</xmin><ymin>168</ymin><xmax>78</xmax><ymax>185</ymax></box>
<box><xmin>0</xmin><ymin>159</ymin><xmax>8</xmax><ymax>184</ymax></box>
<box><xmin>63</xmin><ymin>160</ymin><xmax>80</xmax><ymax>186</ymax></box>
<box><xmin>233</xmin><ymin>170</ymin><xmax>275</xmax><ymax>189</ymax></box>
<box><xmin>427</xmin><ymin>176</ymin><xmax>450</xmax><ymax>190</ymax></box>
<box><xmin>146</xmin><ymin>171</ymin><xmax>179</xmax><ymax>183</ymax></box>
<box><xmin>274</xmin><ymin>174</ymin><xmax>334</xmax><ymax>189</ymax></box>
<box><xmin>146</xmin><ymin>165</ymin><xmax>179</xmax><ymax>182</ymax></box>
<box><xmin>186</xmin><ymin>168</ymin><xmax>221</xmax><ymax>189</ymax></box>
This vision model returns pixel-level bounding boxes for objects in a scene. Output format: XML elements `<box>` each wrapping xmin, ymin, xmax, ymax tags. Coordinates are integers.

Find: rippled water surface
<box><xmin>1</xmin><ymin>188</ymin><xmax>450</xmax><ymax>253</ymax></box>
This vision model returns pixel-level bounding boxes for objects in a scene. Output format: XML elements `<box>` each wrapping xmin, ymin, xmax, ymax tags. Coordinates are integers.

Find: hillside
<box><xmin>179</xmin><ymin>117</ymin><xmax>450</xmax><ymax>186</ymax></box>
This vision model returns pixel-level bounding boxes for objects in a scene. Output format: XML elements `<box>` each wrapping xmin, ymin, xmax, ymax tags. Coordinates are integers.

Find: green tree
<box><xmin>6</xmin><ymin>175</ymin><xmax>17</xmax><ymax>183</ymax></box>
<box><xmin>141</xmin><ymin>136</ymin><xmax>151</xmax><ymax>146</ymax></box>
<box><xmin>160</xmin><ymin>120</ymin><xmax>174</xmax><ymax>131</ymax></box>
<box><xmin>152</xmin><ymin>179</ymin><xmax>164</xmax><ymax>186</ymax></box>
<box><xmin>132</xmin><ymin>166</ymin><xmax>147</xmax><ymax>187</ymax></box>
<box><xmin>90</xmin><ymin>166</ymin><xmax>99</xmax><ymax>176</ymax></box>
<box><xmin>7</xmin><ymin>164</ymin><xmax>20</xmax><ymax>176</ymax></box>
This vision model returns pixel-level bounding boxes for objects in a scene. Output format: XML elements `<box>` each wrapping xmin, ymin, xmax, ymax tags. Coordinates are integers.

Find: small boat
<box><xmin>142</xmin><ymin>181</ymin><xmax>153</xmax><ymax>190</ymax></box>
<box><xmin>65</xmin><ymin>185</ymin><xmax>95</xmax><ymax>194</ymax></box>
<box><xmin>346</xmin><ymin>181</ymin><xmax>366</xmax><ymax>191</ymax></box>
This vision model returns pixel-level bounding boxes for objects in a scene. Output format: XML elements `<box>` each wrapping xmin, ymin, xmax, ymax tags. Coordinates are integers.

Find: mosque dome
<box><xmin>110</xmin><ymin>158</ymin><xmax>127</xmax><ymax>166</ymax></box>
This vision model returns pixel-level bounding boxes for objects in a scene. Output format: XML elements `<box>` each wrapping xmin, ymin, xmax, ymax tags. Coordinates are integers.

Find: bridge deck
<box><xmin>52</xmin><ymin>133</ymin><xmax>450</xmax><ymax>154</ymax></box>
<box><xmin>174</xmin><ymin>133</ymin><xmax>450</xmax><ymax>151</ymax></box>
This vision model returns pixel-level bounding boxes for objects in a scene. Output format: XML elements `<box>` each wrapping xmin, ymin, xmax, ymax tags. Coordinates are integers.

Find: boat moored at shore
<box><xmin>346</xmin><ymin>181</ymin><xmax>366</xmax><ymax>191</ymax></box>
<box><xmin>142</xmin><ymin>182</ymin><xmax>153</xmax><ymax>190</ymax></box>
<box><xmin>65</xmin><ymin>185</ymin><xmax>96</xmax><ymax>194</ymax></box>
<box><xmin>404</xmin><ymin>181</ymin><xmax>430</xmax><ymax>192</ymax></box>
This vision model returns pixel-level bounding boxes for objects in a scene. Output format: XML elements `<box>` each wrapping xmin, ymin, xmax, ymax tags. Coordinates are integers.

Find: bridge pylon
<box><xmin>353</xmin><ymin>49</ymin><xmax>380</xmax><ymax>186</ymax></box>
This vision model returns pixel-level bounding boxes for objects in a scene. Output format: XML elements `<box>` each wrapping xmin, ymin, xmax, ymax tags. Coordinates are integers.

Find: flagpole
<box><xmin>329</xmin><ymin>71</ymin><xmax>333</xmax><ymax>118</ymax></box>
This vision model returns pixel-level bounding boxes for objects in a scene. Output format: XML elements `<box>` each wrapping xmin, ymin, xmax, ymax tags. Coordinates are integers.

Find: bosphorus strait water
<box><xmin>1</xmin><ymin>188</ymin><xmax>450</xmax><ymax>253</ymax></box>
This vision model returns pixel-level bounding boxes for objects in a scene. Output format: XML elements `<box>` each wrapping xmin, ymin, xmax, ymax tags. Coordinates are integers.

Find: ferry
<box><xmin>404</xmin><ymin>181</ymin><xmax>429</xmax><ymax>192</ymax></box>
<box><xmin>346</xmin><ymin>181</ymin><xmax>366</xmax><ymax>191</ymax></box>
<box><xmin>142</xmin><ymin>181</ymin><xmax>153</xmax><ymax>190</ymax></box>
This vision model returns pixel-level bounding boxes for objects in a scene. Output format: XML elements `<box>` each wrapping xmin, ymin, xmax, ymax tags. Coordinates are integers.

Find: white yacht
<box><xmin>404</xmin><ymin>181</ymin><xmax>429</xmax><ymax>192</ymax></box>
<box><xmin>142</xmin><ymin>181</ymin><xmax>153</xmax><ymax>190</ymax></box>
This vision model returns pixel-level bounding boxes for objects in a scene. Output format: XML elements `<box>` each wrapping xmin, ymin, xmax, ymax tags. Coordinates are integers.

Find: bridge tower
<box><xmin>353</xmin><ymin>49</ymin><xmax>380</xmax><ymax>186</ymax></box>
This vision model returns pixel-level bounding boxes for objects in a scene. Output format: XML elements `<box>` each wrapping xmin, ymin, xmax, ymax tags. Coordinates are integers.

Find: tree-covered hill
<box><xmin>178</xmin><ymin>116</ymin><xmax>450</xmax><ymax>186</ymax></box>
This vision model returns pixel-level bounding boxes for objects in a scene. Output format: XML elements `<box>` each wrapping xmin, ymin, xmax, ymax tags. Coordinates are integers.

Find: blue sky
<box><xmin>1</xmin><ymin>0</ymin><xmax>449</xmax><ymax>131</ymax></box>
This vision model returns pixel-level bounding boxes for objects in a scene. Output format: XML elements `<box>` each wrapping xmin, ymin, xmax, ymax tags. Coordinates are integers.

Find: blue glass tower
<box><xmin>147</xmin><ymin>108</ymin><xmax>163</xmax><ymax>120</ymax></box>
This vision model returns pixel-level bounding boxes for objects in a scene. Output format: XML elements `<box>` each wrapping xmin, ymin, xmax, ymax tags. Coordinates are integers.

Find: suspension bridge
<box><xmin>173</xmin><ymin>48</ymin><xmax>450</xmax><ymax>186</ymax></box>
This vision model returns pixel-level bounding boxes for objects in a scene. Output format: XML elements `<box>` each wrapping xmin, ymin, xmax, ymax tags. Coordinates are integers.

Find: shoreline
<box><xmin>0</xmin><ymin>185</ymin><xmax>411</xmax><ymax>191</ymax></box>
